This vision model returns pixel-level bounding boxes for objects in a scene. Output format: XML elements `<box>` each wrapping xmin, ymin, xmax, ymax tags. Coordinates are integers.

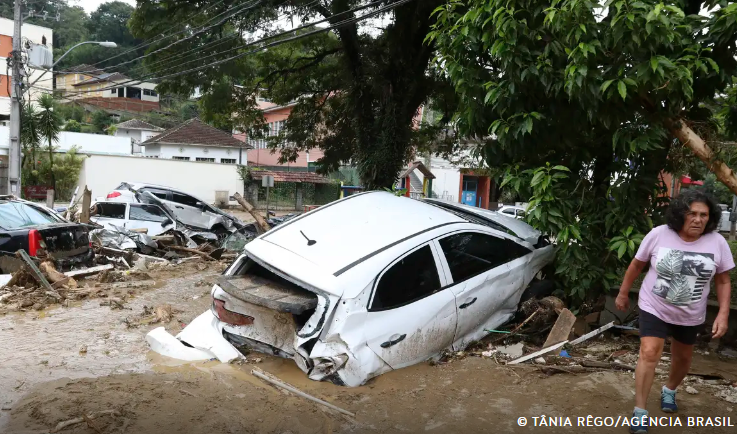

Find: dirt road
<box><xmin>1</xmin><ymin>264</ymin><xmax>736</xmax><ymax>434</ymax></box>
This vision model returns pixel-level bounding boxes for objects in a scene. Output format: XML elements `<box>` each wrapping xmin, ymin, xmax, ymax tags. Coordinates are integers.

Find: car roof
<box><xmin>423</xmin><ymin>199</ymin><xmax>539</xmax><ymax>244</ymax></box>
<box><xmin>118</xmin><ymin>182</ymin><xmax>203</xmax><ymax>199</ymax></box>
<box><xmin>256</xmin><ymin>191</ymin><xmax>465</xmax><ymax>275</ymax></box>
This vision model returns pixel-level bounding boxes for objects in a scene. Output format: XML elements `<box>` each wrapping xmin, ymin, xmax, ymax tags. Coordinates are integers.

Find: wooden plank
<box><xmin>218</xmin><ymin>275</ymin><xmax>317</xmax><ymax>314</ymax></box>
<box><xmin>543</xmin><ymin>308</ymin><xmax>577</xmax><ymax>348</ymax></box>
<box><xmin>80</xmin><ymin>186</ymin><xmax>91</xmax><ymax>223</ymax></box>
<box><xmin>508</xmin><ymin>341</ymin><xmax>568</xmax><ymax>365</ymax></box>
<box><xmin>64</xmin><ymin>264</ymin><xmax>114</xmax><ymax>278</ymax></box>
<box><xmin>569</xmin><ymin>321</ymin><xmax>615</xmax><ymax>346</ymax></box>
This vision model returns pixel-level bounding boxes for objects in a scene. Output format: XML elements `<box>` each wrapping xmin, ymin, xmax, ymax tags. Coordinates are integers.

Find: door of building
<box><xmin>461</xmin><ymin>177</ymin><xmax>478</xmax><ymax>206</ymax></box>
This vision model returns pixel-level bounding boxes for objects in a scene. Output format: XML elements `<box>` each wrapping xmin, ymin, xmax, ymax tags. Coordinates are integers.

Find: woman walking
<box><xmin>616</xmin><ymin>189</ymin><xmax>733</xmax><ymax>433</ymax></box>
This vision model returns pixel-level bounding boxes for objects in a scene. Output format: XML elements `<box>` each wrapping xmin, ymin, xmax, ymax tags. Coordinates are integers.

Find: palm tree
<box><xmin>20</xmin><ymin>102</ymin><xmax>41</xmax><ymax>182</ymax></box>
<box><xmin>37</xmin><ymin>94</ymin><xmax>62</xmax><ymax>193</ymax></box>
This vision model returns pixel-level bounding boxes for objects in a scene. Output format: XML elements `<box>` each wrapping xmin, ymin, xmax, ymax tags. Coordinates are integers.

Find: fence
<box><xmin>249</xmin><ymin>181</ymin><xmax>341</xmax><ymax>211</ymax></box>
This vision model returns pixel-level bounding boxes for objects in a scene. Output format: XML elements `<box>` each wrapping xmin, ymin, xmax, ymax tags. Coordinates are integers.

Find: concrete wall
<box><xmin>145</xmin><ymin>143</ymin><xmax>244</xmax><ymax>164</ymax></box>
<box><xmin>0</xmin><ymin>18</ymin><xmax>53</xmax><ymax>115</ymax></box>
<box><xmin>0</xmin><ymin>126</ymin><xmax>132</xmax><ymax>156</ymax></box>
<box><xmin>77</xmin><ymin>154</ymin><xmax>245</xmax><ymax>204</ymax></box>
<box><xmin>429</xmin><ymin>156</ymin><xmax>461</xmax><ymax>203</ymax></box>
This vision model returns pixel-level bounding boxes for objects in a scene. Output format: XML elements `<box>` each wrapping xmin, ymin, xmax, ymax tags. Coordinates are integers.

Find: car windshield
<box><xmin>0</xmin><ymin>201</ymin><xmax>58</xmax><ymax>229</ymax></box>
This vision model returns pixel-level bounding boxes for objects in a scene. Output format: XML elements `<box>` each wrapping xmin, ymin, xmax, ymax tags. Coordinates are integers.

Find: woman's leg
<box><xmin>635</xmin><ymin>336</ymin><xmax>665</xmax><ymax>409</ymax></box>
<box><xmin>666</xmin><ymin>339</ymin><xmax>694</xmax><ymax>390</ymax></box>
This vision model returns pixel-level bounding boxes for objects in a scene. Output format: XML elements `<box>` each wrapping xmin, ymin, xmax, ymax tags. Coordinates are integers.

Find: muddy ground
<box><xmin>1</xmin><ymin>262</ymin><xmax>737</xmax><ymax>434</ymax></box>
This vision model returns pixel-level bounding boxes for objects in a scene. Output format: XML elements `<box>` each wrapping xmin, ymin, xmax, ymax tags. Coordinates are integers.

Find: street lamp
<box><xmin>29</xmin><ymin>41</ymin><xmax>118</xmax><ymax>88</ymax></box>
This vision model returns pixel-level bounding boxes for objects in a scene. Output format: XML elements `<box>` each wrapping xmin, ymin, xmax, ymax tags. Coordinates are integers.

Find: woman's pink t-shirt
<box><xmin>635</xmin><ymin>225</ymin><xmax>735</xmax><ymax>326</ymax></box>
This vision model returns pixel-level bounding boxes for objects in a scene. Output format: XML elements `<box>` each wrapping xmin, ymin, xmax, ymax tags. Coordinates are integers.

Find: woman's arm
<box><xmin>712</xmin><ymin>272</ymin><xmax>731</xmax><ymax>338</ymax></box>
<box><xmin>615</xmin><ymin>259</ymin><xmax>648</xmax><ymax>311</ymax></box>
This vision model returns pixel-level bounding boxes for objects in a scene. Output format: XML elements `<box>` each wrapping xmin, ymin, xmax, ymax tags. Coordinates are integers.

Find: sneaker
<box><xmin>661</xmin><ymin>387</ymin><xmax>678</xmax><ymax>413</ymax></box>
<box><xmin>630</xmin><ymin>408</ymin><xmax>649</xmax><ymax>434</ymax></box>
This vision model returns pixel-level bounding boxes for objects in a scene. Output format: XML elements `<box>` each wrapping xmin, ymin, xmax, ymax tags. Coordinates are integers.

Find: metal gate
<box><xmin>0</xmin><ymin>163</ymin><xmax>8</xmax><ymax>195</ymax></box>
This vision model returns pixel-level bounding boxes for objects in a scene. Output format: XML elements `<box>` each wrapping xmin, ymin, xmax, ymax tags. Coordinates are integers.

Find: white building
<box><xmin>142</xmin><ymin>118</ymin><xmax>251</xmax><ymax>164</ymax></box>
<box><xmin>0</xmin><ymin>17</ymin><xmax>54</xmax><ymax>119</ymax></box>
<box><xmin>113</xmin><ymin>119</ymin><xmax>163</xmax><ymax>154</ymax></box>
<box><xmin>0</xmin><ymin>125</ymin><xmax>132</xmax><ymax>157</ymax></box>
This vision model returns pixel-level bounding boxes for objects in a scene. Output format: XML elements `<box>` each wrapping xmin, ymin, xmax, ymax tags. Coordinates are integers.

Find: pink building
<box><xmin>234</xmin><ymin>100</ymin><xmax>324</xmax><ymax>168</ymax></box>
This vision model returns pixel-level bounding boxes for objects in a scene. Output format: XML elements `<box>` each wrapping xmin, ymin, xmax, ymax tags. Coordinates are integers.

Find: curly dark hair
<box><xmin>666</xmin><ymin>189</ymin><xmax>721</xmax><ymax>234</ymax></box>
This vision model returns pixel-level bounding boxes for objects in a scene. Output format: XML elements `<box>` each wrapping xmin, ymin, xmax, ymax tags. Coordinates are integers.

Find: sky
<box><xmin>73</xmin><ymin>0</ymin><xmax>137</xmax><ymax>13</ymax></box>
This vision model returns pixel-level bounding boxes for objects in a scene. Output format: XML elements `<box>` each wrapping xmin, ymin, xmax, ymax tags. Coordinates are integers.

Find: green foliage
<box><xmin>428</xmin><ymin>0</ymin><xmax>737</xmax><ymax>303</ymax></box>
<box><xmin>700</xmin><ymin>173</ymin><xmax>734</xmax><ymax>205</ymax></box>
<box><xmin>64</xmin><ymin>120</ymin><xmax>82</xmax><ymax>132</ymax></box>
<box><xmin>91</xmin><ymin>110</ymin><xmax>112</xmax><ymax>132</ymax></box>
<box><xmin>130</xmin><ymin>0</ymin><xmax>456</xmax><ymax>188</ymax></box>
<box><xmin>55</xmin><ymin>103</ymin><xmax>86</xmax><ymax>123</ymax></box>
<box><xmin>22</xmin><ymin>147</ymin><xmax>86</xmax><ymax>201</ymax></box>
<box><xmin>384</xmin><ymin>186</ymin><xmax>408</xmax><ymax>197</ymax></box>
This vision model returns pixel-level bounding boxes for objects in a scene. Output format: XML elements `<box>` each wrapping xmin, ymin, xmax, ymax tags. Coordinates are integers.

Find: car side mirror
<box><xmin>161</xmin><ymin>217</ymin><xmax>173</xmax><ymax>227</ymax></box>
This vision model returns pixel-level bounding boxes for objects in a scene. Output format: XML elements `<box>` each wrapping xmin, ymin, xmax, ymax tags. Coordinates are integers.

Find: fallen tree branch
<box><xmin>490</xmin><ymin>309</ymin><xmax>540</xmax><ymax>344</ymax></box>
<box><xmin>233</xmin><ymin>192</ymin><xmax>271</xmax><ymax>233</ymax></box>
<box><xmin>167</xmin><ymin>246</ymin><xmax>216</xmax><ymax>260</ymax></box>
<box><xmin>50</xmin><ymin>410</ymin><xmax>121</xmax><ymax>433</ymax></box>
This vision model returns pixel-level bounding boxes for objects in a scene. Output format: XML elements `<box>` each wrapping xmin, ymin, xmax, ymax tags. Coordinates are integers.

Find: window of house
<box><xmin>171</xmin><ymin>192</ymin><xmax>200</xmax><ymax>207</ymax></box>
<box><xmin>172</xmin><ymin>156</ymin><xmax>190</xmax><ymax>161</ymax></box>
<box><xmin>111</xmin><ymin>88</ymin><xmax>117</xmax><ymax>95</ymax></box>
<box><xmin>370</xmin><ymin>245</ymin><xmax>441</xmax><ymax>311</ymax></box>
<box><xmin>221</xmin><ymin>158</ymin><xmax>236</xmax><ymax>164</ymax></box>
<box><xmin>129</xmin><ymin>204</ymin><xmax>168</xmax><ymax>222</ymax></box>
<box><xmin>95</xmin><ymin>203</ymin><xmax>126</xmax><ymax>219</ymax></box>
<box><xmin>196</xmin><ymin>157</ymin><xmax>215</xmax><ymax>162</ymax></box>
<box><xmin>438</xmin><ymin>232</ymin><xmax>531</xmax><ymax>283</ymax></box>
<box><xmin>144</xmin><ymin>89</ymin><xmax>158</xmax><ymax>97</ymax></box>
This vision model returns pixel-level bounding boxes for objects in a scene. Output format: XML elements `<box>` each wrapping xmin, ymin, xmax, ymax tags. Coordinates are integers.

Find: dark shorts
<box><xmin>639</xmin><ymin>309</ymin><xmax>700</xmax><ymax>345</ymax></box>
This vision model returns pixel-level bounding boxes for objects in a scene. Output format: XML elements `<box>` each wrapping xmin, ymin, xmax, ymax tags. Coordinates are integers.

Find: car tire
<box><xmin>519</xmin><ymin>279</ymin><xmax>555</xmax><ymax>303</ymax></box>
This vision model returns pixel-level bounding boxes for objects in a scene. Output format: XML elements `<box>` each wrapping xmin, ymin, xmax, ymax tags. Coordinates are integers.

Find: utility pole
<box><xmin>7</xmin><ymin>0</ymin><xmax>23</xmax><ymax>195</ymax></box>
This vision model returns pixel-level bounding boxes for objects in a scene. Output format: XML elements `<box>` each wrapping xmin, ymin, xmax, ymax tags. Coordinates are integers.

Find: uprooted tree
<box><xmin>129</xmin><ymin>0</ymin><xmax>455</xmax><ymax>188</ymax></box>
<box><xmin>429</xmin><ymin>0</ymin><xmax>737</xmax><ymax>301</ymax></box>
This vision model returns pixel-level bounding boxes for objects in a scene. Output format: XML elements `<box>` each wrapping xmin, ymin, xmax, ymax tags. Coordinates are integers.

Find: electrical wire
<box><xmin>43</xmin><ymin>0</ymin><xmax>411</xmax><ymax>98</ymax></box>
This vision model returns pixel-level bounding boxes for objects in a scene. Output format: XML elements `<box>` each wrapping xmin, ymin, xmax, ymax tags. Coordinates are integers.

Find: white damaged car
<box><xmin>147</xmin><ymin>191</ymin><xmax>554</xmax><ymax>386</ymax></box>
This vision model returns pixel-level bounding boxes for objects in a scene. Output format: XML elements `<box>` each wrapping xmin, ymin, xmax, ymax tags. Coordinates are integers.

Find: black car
<box><xmin>0</xmin><ymin>198</ymin><xmax>94</xmax><ymax>273</ymax></box>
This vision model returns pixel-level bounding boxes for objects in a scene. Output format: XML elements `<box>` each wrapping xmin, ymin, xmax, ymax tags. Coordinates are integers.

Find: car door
<box><xmin>434</xmin><ymin>230</ymin><xmax>532</xmax><ymax>350</ymax></box>
<box><xmin>364</xmin><ymin>243</ymin><xmax>457</xmax><ymax>369</ymax></box>
<box><xmin>168</xmin><ymin>191</ymin><xmax>212</xmax><ymax>229</ymax></box>
<box><xmin>125</xmin><ymin>204</ymin><xmax>173</xmax><ymax>236</ymax></box>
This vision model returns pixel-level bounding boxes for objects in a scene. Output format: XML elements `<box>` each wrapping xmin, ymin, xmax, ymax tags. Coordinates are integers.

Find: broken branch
<box><xmin>233</xmin><ymin>192</ymin><xmax>271</xmax><ymax>233</ymax></box>
<box><xmin>251</xmin><ymin>369</ymin><xmax>355</xmax><ymax>417</ymax></box>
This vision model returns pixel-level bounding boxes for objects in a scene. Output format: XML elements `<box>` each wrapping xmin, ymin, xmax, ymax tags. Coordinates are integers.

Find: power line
<box><xmin>50</xmin><ymin>0</ymin><xmax>408</xmax><ymax>98</ymax></box>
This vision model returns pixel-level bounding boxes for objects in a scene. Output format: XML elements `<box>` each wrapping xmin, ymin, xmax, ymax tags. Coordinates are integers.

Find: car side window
<box><xmin>140</xmin><ymin>187</ymin><xmax>168</xmax><ymax>200</ymax></box>
<box><xmin>129</xmin><ymin>204</ymin><xmax>167</xmax><ymax>222</ymax></box>
<box><xmin>171</xmin><ymin>192</ymin><xmax>200</xmax><ymax>207</ymax></box>
<box><xmin>502</xmin><ymin>208</ymin><xmax>515</xmax><ymax>215</ymax></box>
<box><xmin>439</xmin><ymin>232</ymin><xmax>531</xmax><ymax>283</ymax></box>
<box><xmin>96</xmin><ymin>203</ymin><xmax>126</xmax><ymax>219</ymax></box>
<box><xmin>370</xmin><ymin>245</ymin><xmax>441</xmax><ymax>311</ymax></box>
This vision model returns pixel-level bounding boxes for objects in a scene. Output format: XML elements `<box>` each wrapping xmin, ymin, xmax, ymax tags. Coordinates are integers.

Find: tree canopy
<box><xmin>429</xmin><ymin>0</ymin><xmax>737</xmax><ymax>300</ymax></box>
<box><xmin>129</xmin><ymin>0</ymin><xmax>454</xmax><ymax>187</ymax></box>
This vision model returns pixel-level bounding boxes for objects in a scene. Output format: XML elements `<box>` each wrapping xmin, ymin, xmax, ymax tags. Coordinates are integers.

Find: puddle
<box><xmin>0</xmin><ymin>270</ymin><xmax>215</xmax><ymax>428</ymax></box>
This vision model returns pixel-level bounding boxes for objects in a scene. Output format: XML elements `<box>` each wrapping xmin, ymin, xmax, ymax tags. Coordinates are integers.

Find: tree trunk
<box><xmin>48</xmin><ymin>138</ymin><xmax>55</xmax><ymax>193</ymax></box>
<box><xmin>669</xmin><ymin>118</ymin><xmax>737</xmax><ymax>195</ymax></box>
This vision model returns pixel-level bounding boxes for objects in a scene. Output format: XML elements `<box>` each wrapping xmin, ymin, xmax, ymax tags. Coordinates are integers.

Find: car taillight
<box><xmin>212</xmin><ymin>299</ymin><xmax>254</xmax><ymax>326</ymax></box>
<box><xmin>28</xmin><ymin>229</ymin><xmax>42</xmax><ymax>256</ymax></box>
<box><xmin>106</xmin><ymin>191</ymin><xmax>122</xmax><ymax>199</ymax></box>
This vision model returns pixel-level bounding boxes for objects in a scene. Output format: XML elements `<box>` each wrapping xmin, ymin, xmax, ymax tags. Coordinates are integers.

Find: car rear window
<box><xmin>130</xmin><ymin>204</ymin><xmax>167</xmax><ymax>222</ymax></box>
<box><xmin>0</xmin><ymin>201</ymin><xmax>58</xmax><ymax>229</ymax></box>
<box><xmin>96</xmin><ymin>203</ymin><xmax>126</xmax><ymax>219</ymax></box>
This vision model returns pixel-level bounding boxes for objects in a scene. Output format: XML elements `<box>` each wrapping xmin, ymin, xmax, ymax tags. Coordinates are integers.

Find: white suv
<box><xmin>105</xmin><ymin>182</ymin><xmax>243</xmax><ymax>234</ymax></box>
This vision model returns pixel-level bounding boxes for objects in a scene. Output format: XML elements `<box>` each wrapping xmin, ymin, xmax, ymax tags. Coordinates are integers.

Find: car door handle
<box><xmin>175</xmin><ymin>206</ymin><xmax>184</xmax><ymax>209</ymax></box>
<box><xmin>380</xmin><ymin>334</ymin><xmax>406</xmax><ymax>348</ymax></box>
<box><xmin>459</xmin><ymin>297</ymin><xmax>478</xmax><ymax>309</ymax></box>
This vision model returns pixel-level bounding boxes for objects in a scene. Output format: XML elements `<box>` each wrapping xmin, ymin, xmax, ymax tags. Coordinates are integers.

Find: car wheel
<box><xmin>212</xmin><ymin>225</ymin><xmax>229</xmax><ymax>240</ymax></box>
<box><xmin>519</xmin><ymin>279</ymin><xmax>555</xmax><ymax>303</ymax></box>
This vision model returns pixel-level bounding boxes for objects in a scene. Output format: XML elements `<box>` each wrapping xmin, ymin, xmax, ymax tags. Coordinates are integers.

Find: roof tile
<box><xmin>141</xmin><ymin>118</ymin><xmax>250</xmax><ymax>149</ymax></box>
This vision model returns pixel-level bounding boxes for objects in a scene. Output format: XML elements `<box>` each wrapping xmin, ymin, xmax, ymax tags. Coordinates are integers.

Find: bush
<box><xmin>64</xmin><ymin>120</ymin><xmax>82</xmax><ymax>132</ymax></box>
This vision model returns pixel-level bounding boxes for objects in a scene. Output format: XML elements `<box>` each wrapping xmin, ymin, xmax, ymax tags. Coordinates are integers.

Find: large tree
<box><xmin>130</xmin><ymin>0</ymin><xmax>453</xmax><ymax>188</ymax></box>
<box><xmin>429</xmin><ymin>0</ymin><xmax>737</xmax><ymax>300</ymax></box>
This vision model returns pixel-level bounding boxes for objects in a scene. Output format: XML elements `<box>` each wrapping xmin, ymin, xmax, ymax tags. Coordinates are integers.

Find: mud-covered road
<box><xmin>1</xmin><ymin>263</ymin><xmax>736</xmax><ymax>434</ymax></box>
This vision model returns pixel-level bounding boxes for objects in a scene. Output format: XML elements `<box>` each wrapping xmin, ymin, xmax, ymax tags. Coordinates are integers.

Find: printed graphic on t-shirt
<box><xmin>652</xmin><ymin>248</ymin><xmax>715</xmax><ymax>306</ymax></box>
